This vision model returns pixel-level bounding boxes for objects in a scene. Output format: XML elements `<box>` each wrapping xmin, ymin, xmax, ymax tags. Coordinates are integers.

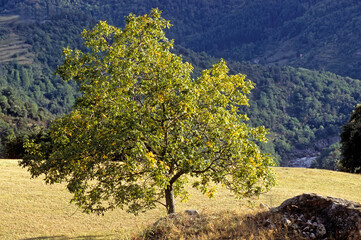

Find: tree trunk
<box><xmin>165</xmin><ymin>184</ymin><xmax>176</xmax><ymax>214</ymax></box>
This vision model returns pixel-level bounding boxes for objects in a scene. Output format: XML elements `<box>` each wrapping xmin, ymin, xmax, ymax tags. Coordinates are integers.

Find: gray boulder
<box><xmin>271</xmin><ymin>193</ymin><xmax>361</xmax><ymax>239</ymax></box>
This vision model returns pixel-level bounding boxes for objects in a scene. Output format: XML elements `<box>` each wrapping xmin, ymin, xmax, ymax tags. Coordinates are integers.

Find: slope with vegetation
<box><xmin>311</xmin><ymin>142</ymin><xmax>341</xmax><ymax>170</ymax></box>
<box><xmin>0</xmin><ymin>85</ymin><xmax>52</xmax><ymax>158</ymax></box>
<box><xmin>0</xmin><ymin>1</ymin><xmax>360</xmax><ymax>167</ymax></box>
<box><xmin>0</xmin><ymin>15</ymin><xmax>33</xmax><ymax>65</ymax></box>
<box><xmin>3</xmin><ymin>0</ymin><xmax>361</xmax><ymax>78</ymax></box>
<box><xmin>230</xmin><ymin>63</ymin><xmax>361</xmax><ymax>165</ymax></box>
<box><xmin>180</xmin><ymin>46</ymin><xmax>361</xmax><ymax>164</ymax></box>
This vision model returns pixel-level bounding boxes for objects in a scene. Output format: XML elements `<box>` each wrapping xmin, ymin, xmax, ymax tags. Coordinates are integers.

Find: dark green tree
<box><xmin>340</xmin><ymin>104</ymin><xmax>361</xmax><ymax>172</ymax></box>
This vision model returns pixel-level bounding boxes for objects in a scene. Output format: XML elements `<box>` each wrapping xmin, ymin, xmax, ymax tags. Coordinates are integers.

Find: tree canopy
<box><xmin>340</xmin><ymin>104</ymin><xmax>361</xmax><ymax>173</ymax></box>
<box><xmin>20</xmin><ymin>9</ymin><xmax>275</xmax><ymax>215</ymax></box>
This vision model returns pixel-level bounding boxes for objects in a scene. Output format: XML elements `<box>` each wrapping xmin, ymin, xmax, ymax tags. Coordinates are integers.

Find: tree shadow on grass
<box><xmin>22</xmin><ymin>234</ymin><xmax>116</xmax><ymax>240</ymax></box>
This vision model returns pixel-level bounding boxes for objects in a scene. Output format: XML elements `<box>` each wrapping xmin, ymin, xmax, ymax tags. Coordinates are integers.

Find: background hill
<box><xmin>2</xmin><ymin>0</ymin><xmax>360</xmax><ymax>78</ymax></box>
<box><xmin>0</xmin><ymin>0</ymin><xmax>360</xmax><ymax>166</ymax></box>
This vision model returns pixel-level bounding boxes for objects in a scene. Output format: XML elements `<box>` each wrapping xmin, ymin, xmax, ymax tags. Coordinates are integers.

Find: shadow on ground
<box><xmin>22</xmin><ymin>235</ymin><xmax>115</xmax><ymax>240</ymax></box>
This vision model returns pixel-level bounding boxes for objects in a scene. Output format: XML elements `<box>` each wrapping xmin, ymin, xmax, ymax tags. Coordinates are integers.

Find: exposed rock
<box><xmin>259</xmin><ymin>203</ymin><xmax>270</xmax><ymax>210</ymax></box>
<box><xmin>316</xmin><ymin>223</ymin><xmax>326</xmax><ymax>237</ymax></box>
<box><xmin>288</xmin><ymin>156</ymin><xmax>317</xmax><ymax>168</ymax></box>
<box><xmin>271</xmin><ymin>193</ymin><xmax>361</xmax><ymax>239</ymax></box>
<box><xmin>184</xmin><ymin>209</ymin><xmax>199</xmax><ymax>216</ymax></box>
<box><xmin>288</xmin><ymin>136</ymin><xmax>340</xmax><ymax>168</ymax></box>
<box><xmin>264</xmin><ymin>218</ymin><xmax>276</xmax><ymax>229</ymax></box>
<box><xmin>282</xmin><ymin>217</ymin><xmax>292</xmax><ymax>227</ymax></box>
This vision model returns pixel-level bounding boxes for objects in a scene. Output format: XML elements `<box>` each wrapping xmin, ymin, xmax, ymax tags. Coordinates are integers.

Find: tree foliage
<box><xmin>340</xmin><ymin>104</ymin><xmax>361</xmax><ymax>173</ymax></box>
<box><xmin>20</xmin><ymin>9</ymin><xmax>275</xmax><ymax>215</ymax></box>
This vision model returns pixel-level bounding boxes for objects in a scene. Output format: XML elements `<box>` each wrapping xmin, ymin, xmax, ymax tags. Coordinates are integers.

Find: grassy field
<box><xmin>1</xmin><ymin>159</ymin><xmax>361</xmax><ymax>239</ymax></box>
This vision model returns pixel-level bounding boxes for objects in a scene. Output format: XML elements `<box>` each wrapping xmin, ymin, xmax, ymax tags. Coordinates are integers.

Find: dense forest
<box><xmin>2</xmin><ymin>0</ymin><xmax>361</xmax><ymax>78</ymax></box>
<box><xmin>0</xmin><ymin>0</ymin><xmax>360</xmax><ymax>167</ymax></box>
<box><xmin>182</xmin><ymin>47</ymin><xmax>361</xmax><ymax>165</ymax></box>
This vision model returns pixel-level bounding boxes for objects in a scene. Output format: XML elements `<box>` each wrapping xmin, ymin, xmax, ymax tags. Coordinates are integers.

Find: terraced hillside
<box><xmin>0</xmin><ymin>15</ymin><xmax>33</xmax><ymax>65</ymax></box>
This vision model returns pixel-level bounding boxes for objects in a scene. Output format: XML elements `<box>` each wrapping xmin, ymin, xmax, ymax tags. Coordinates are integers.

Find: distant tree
<box><xmin>340</xmin><ymin>104</ymin><xmax>361</xmax><ymax>173</ymax></box>
<box><xmin>20</xmin><ymin>9</ymin><xmax>275</xmax><ymax>215</ymax></box>
<box><xmin>5</xmin><ymin>134</ymin><xmax>26</xmax><ymax>159</ymax></box>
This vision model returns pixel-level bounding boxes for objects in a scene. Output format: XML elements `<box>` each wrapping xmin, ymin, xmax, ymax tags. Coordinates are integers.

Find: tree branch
<box><xmin>192</xmin><ymin>157</ymin><xmax>220</xmax><ymax>174</ymax></box>
<box><xmin>155</xmin><ymin>200</ymin><xmax>166</xmax><ymax>207</ymax></box>
<box><xmin>192</xmin><ymin>147</ymin><xmax>228</xmax><ymax>174</ymax></box>
<box><xmin>169</xmin><ymin>170</ymin><xmax>184</xmax><ymax>185</ymax></box>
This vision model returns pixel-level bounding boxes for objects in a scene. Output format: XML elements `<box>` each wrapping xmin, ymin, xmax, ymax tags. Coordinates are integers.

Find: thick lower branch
<box><xmin>169</xmin><ymin>170</ymin><xmax>184</xmax><ymax>185</ymax></box>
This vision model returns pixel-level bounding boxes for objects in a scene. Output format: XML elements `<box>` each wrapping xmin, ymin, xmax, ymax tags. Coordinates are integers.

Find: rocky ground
<box><xmin>269</xmin><ymin>193</ymin><xmax>361</xmax><ymax>239</ymax></box>
<box><xmin>140</xmin><ymin>193</ymin><xmax>361</xmax><ymax>239</ymax></box>
<box><xmin>288</xmin><ymin>156</ymin><xmax>317</xmax><ymax>168</ymax></box>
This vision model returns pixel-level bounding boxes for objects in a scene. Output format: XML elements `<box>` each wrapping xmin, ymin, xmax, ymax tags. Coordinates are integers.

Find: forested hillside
<box><xmin>0</xmin><ymin>0</ymin><xmax>360</xmax><ymax>166</ymax></box>
<box><xmin>2</xmin><ymin>0</ymin><xmax>361</xmax><ymax>78</ymax></box>
<box><xmin>180</xmin><ymin>46</ymin><xmax>361</xmax><ymax>164</ymax></box>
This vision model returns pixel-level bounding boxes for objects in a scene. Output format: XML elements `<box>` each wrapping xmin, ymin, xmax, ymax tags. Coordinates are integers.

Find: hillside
<box><xmin>178</xmin><ymin>47</ymin><xmax>361</xmax><ymax>165</ymax></box>
<box><xmin>0</xmin><ymin>1</ymin><xmax>360</xmax><ymax>165</ymax></box>
<box><xmin>0</xmin><ymin>86</ymin><xmax>53</xmax><ymax>158</ymax></box>
<box><xmin>1</xmin><ymin>159</ymin><xmax>361</xmax><ymax>239</ymax></box>
<box><xmin>0</xmin><ymin>15</ymin><xmax>33</xmax><ymax>65</ymax></box>
<box><xmin>1</xmin><ymin>0</ymin><xmax>361</xmax><ymax>78</ymax></box>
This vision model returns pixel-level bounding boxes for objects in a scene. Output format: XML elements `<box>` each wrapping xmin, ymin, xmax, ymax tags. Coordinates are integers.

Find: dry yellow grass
<box><xmin>1</xmin><ymin>159</ymin><xmax>361</xmax><ymax>239</ymax></box>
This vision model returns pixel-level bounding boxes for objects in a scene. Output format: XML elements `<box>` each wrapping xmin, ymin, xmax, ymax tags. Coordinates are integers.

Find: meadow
<box><xmin>1</xmin><ymin>159</ymin><xmax>361</xmax><ymax>239</ymax></box>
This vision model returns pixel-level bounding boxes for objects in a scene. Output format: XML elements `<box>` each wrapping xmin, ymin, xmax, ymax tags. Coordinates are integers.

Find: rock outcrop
<box><xmin>270</xmin><ymin>193</ymin><xmax>361</xmax><ymax>239</ymax></box>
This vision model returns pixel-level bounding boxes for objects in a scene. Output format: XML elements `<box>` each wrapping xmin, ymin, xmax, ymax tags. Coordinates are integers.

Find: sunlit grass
<box><xmin>1</xmin><ymin>160</ymin><xmax>361</xmax><ymax>239</ymax></box>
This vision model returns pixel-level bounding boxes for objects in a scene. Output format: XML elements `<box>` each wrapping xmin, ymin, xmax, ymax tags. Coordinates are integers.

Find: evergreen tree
<box><xmin>340</xmin><ymin>104</ymin><xmax>361</xmax><ymax>172</ymax></box>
